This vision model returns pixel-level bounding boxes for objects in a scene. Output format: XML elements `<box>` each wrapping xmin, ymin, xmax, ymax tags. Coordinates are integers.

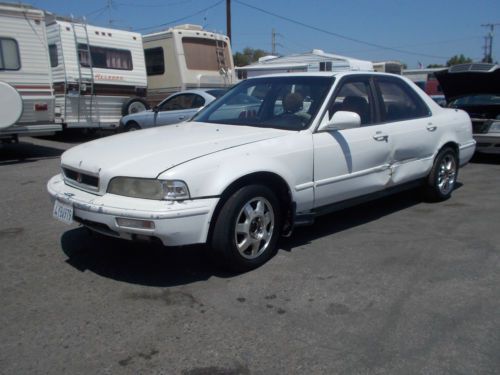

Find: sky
<box><xmin>12</xmin><ymin>0</ymin><xmax>500</xmax><ymax>68</ymax></box>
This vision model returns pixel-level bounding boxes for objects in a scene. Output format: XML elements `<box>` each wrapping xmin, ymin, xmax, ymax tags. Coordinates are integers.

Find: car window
<box><xmin>159</xmin><ymin>94</ymin><xmax>203</xmax><ymax>111</ymax></box>
<box><xmin>192</xmin><ymin>76</ymin><xmax>333</xmax><ymax>131</ymax></box>
<box><xmin>376</xmin><ymin>78</ymin><xmax>430</xmax><ymax>122</ymax></box>
<box><xmin>328</xmin><ymin>79</ymin><xmax>374</xmax><ymax>125</ymax></box>
<box><xmin>450</xmin><ymin>94</ymin><xmax>500</xmax><ymax>106</ymax></box>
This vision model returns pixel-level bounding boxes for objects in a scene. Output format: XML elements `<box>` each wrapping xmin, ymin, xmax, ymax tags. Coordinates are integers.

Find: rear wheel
<box><xmin>424</xmin><ymin>147</ymin><xmax>458</xmax><ymax>201</ymax></box>
<box><xmin>211</xmin><ymin>185</ymin><xmax>281</xmax><ymax>272</ymax></box>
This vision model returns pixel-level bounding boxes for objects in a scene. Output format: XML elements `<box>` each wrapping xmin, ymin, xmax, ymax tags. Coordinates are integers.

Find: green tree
<box><xmin>233</xmin><ymin>47</ymin><xmax>269</xmax><ymax>67</ymax></box>
<box><xmin>427</xmin><ymin>64</ymin><xmax>445</xmax><ymax>68</ymax></box>
<box><xmin>446</xmin><ymin>54</ymin><xmax>473</xmax><ymax>66</ymax></box>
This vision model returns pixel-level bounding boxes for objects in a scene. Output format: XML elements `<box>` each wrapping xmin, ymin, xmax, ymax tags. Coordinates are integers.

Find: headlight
<box><xmin>107</xmin><ymin>177</ymin><xmax>190</xmax><ymax>201</ymax></box>
<box><xmin>488</xmin><ymin>121</ymin><xmax>500</xmax><ymax>133</ymax></box>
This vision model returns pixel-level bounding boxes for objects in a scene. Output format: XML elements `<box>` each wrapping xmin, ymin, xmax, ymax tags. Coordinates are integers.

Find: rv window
<box><xmin>182</xmin><ymin>37</ymin><xmax>230</xmax><ymax>71</ymax></box>
<box><xmin>49</xmin><ymin>44</ymin><xmax>58</xmax><ymax>67</ymax></box>
<box><xmin>0</xmin><ymin>38</ymin><xmax>20</xmax><ymax>71</ymax></box>
<box><xmin>319</xmin><ymin>61</ymin><xmax>332</xmax><ymax>72</ymax></box>
<box><xmin>78</xmin><ymin>44</ymin><xmax>133</xmax><ymax>70</ymax></box>
<box><xmin>145</xmin><ymin>47</ymin><xmax>164</xmax><ymax>76</ymax></box>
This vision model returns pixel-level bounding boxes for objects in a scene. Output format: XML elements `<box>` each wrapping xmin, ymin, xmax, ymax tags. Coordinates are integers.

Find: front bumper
<box><xmin>47</xmin><ymin>174</ymin><xmax>219</xmax><ymax>246</ymax></box>
<box><xmin>474</xmin><ymin>134</ymin><xmax>500</xmax><ymax>154</ymax></box>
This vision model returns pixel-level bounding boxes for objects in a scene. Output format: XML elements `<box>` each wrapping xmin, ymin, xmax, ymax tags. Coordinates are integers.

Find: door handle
<box><xmin>426</xmin><ymin>125</ymin><xmax>437</xmax><ymax>132</ymax></box>
<box><xmin>373</xmin><ymin>134</ymin><xmax>389</xmax><ymax>142</ymax></box>
<box><xmin>178</xmin><ymin>116</ymin><xmax>186</xmax><ymax>120</ymax></box>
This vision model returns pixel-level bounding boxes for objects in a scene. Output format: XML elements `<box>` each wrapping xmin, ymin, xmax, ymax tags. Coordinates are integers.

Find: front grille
<box><xmin>471</xmin><ymin>120</ymin><xmax>491</xmax><ymax>134</ymax></box>
<box><xmin>62</xmin><ymin>167</ymin><xmax>99</xmax><ymax>190</ymax></box>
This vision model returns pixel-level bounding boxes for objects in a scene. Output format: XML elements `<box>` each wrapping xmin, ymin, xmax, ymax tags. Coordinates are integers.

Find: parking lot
<box><xmin>1</xmin><ymin>135</ymin><xmax>500</xmax><ymax>374</ymax></box>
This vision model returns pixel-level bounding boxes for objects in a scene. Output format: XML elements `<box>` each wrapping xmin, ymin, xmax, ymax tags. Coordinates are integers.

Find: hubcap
<box><xmin>234</xmin><ymin>197</ymin><xmax>275</xmax><ymax>259</ymax></box>
<box><xmin>437</xmin><ymin>154</ymin><xmax>456</xmax><ymax>195</ymax></box>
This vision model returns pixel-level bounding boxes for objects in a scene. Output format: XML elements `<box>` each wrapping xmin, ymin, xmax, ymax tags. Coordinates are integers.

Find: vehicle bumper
<box><xmin>474</xmin><ymin>134</ymin><xmax>500</xmax><ymax>154</ymax></box>
<box><xmin>458</xmin><ymin>140</ymin><xmax>476</xmax><ymax>166</ymax></box>
<box><xmin>47</xmin><ymin>174</ymin><xmax>219</xmax><ymax>246</ymax></box>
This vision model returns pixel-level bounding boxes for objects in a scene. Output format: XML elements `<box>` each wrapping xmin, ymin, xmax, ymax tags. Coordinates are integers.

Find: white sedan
<box><xmin>119</xmin><ymin>89</ymin><xmax>227</xmax><ymax>131</ymax></box>
<box><xmin>48</xmin><ymin>72</ymin><xmax>476</xmax><ymax>271</ymax></box>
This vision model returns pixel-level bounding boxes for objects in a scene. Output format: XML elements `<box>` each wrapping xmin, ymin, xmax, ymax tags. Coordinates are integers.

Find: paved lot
<box><xmin>1</xmin><ymin>135</ymin><xmax>500</xmax><ymax>375</ymax></box>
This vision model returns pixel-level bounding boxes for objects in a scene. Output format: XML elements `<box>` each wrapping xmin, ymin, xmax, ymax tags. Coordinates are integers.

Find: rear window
<box><xmin>182</xmin><ymin>37</ymin><xmax>230</xmax><ymax>71</ymax></box>
<box><xmin>145</xmin><ymin>47</ymin><xmax>164</xmax><ymax>76</ymax></box>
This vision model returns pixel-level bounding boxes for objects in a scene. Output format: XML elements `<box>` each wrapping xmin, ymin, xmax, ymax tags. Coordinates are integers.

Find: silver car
<box><xmin>119</xmin><ymin>89</ymin><xmax>226</xmax><ymax>131</ymax></box>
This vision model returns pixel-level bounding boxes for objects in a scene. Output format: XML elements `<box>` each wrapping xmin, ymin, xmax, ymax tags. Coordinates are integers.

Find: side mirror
<box><xmin>153</xmin><ymin>105</ymin><xmax>159</xmax><ymax>113</ymax></box>
<box><xmin>317</xmin><ymin>111</ymin><xmax>361</xmax><ymax>132</ymax></box>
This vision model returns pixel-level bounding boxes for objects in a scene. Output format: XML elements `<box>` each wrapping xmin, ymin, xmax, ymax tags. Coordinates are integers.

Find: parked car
<box><xmin>48</xmin><ymin>72</ymin><xmax>476</xmax><ymax>271</ymax></box>
<box><xmin>119</xmin><ymin>89</ymin><xmax>227</xmax><ymax>131</ymax></box>
<box><xmin>435</xmin><ymin>63</ymin><xmax>500</xmax><ymax>154</ymax></box>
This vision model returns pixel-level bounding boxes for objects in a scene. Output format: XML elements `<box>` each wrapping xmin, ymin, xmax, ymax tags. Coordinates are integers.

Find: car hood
<box><xmin>61</xmin><ymin>122</ymin><xmax>289</xmax><ymax>179</ymax></box>
<box><xmin>434</xmin><ymin>67</ymin><xmax>500</xmax><ymax>100</ymax></box>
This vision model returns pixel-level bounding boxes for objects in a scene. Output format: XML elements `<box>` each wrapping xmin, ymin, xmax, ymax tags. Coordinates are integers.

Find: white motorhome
<box><xmin>236</xmin><ymin>49</ymin><xmax>374</xmax><ymax>79</ymax></box>
<box><xmin>143</xmin><ymin>24</ymin><xmax>236</xmax><ymax>105</ymax></box>
<box><xmin>0</xmin><ymin>3</ymin><xmax>60</xmax><ymax>141</ymax></box>
<box><xmin>45</xmin><ymin>15</ymin><xmax>148</xmax><ymax>130</ymax></box>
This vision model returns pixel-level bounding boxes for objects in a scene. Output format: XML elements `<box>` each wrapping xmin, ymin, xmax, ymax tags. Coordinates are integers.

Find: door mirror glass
<box><xmin>318</xmin><ymin>111</ymin><xmax>361</xmax><ymax>132</ymax></box>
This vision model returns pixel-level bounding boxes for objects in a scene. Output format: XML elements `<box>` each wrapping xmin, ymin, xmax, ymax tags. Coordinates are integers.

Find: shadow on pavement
<box><xmin>0</xmin><ymin>141</ymin><xmax>64</xmax><ymax>166</ymax></box>
<box><xmin>40</xmin><ymin>128</ymin><xmax>113</xmax><ymax>144</ymax></box>
<box><xmin>61</xmin><ymin>189</ymin><xmax>427</xmax><ymax>287</ymax></box>
<box><xmin>470</xmin><ymin>153</ymin><xmax>500</xmax><ymax>165</ymax></box>
<box><xmin>61</xmin><ymin>228</ymin><xmax>237</xmax><ymax>287</ymax></box>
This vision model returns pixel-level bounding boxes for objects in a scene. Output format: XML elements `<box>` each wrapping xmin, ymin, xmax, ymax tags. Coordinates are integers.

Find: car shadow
<box><xmin>470</xmin><ymin>153</ymin><xmax>500</xmax><ymax>165</ymax></box>
<box><xmin>39</xmin><ymin>128</ymin><xmax>112</xmax><ymax>144</ymax></box>
<box><xmin>61</xmin><ymin>228</ymin><xmax>237</xmax><ymax>287</ymax></box>
<box><xmin>61</xmin><ymin>188</ymin><xmax>431</xmax><ymax>287</ymax></box>
<box><xmin>0</xmin><ymin>141</ymin><xmax>64</xmax><ymax>166</ymax></box>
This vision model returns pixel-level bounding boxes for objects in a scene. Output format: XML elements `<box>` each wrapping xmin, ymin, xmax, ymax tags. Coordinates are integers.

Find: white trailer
<box><xmin>0</xmin><ymin>3</ymin><xmax>60</xmax><ymax>142</ymax></box>
<box><xmin>46</xmin><ymin>15</ymin><xmax>148</xmax><ymax>130</ymax></box>
<box><xmin>143</xmin><ymin>24</ymin><xmax>236</xmax><ymax>106</ymax></box>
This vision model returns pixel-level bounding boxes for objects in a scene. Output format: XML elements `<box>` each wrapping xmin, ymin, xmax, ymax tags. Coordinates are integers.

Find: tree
<box><xmin>446</xmin><ymin>54</ymin><xmax>473</xmax><ymax>67</ymax></box>
<box><xmin>233</xmin><ymin>47</ymin><xmax>269</xmax><ymax>67</ymax></box>
<box><xmin>427</xmin><ymin>64</ymin><xmax>445</xmax><ymax>68</ymax></box>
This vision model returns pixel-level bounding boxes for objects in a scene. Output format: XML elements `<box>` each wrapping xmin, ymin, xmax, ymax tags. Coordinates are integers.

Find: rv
<box><xmin>235</xmin><ymin>49</ymin><xmax>374</xmax><ymax>79</ymax></box>
<box><xmin>0</xmin><ymin>3</ymin><xmax>60</xmax><ymax>142</ymax></box>
<box><xmin>143</xmin><ymin>24</ymin><xmax>236</xmax><ymax>105</ymax></box>
<box><xmin>45</xmin><ymin>15</ymin><xmax>148</xmax><ymax>130</ymax></box>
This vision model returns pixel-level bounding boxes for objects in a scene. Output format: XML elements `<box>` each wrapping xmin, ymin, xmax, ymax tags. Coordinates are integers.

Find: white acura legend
<box><xmin>48</xmin><ymin>72</ymin><xmax>476</xmax><ymax>271</ymax></box>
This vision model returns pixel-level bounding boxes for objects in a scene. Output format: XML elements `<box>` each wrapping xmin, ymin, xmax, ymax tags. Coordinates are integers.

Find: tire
<box><xmin>423</xmin><ymin>147</ymin><xmax>458</xmax><ymax>201</ymax></box>
<box><xmin>123</xmin><ymin>121</ymin><xmax>141</xmax><ymax>132</ymax></box>
<box><xmin>211</xmin><ymin>185</ymin><xmax>281</xmax><ymax>272</ymax></box>
<box><xmin>121</xmin><ymin>97</ymin><xmax>150</xmax><ymax>116</ymax></box>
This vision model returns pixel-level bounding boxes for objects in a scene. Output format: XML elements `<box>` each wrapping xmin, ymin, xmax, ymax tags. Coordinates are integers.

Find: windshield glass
<box><xmin>449</xmin><ymin>94</ymin><xmax>500</xmax><ymax>106</ymax></box>
<box><xmin>192</xmin><ymin>76</ymin><xmax>333</xmax><ymax>130</ymax></box>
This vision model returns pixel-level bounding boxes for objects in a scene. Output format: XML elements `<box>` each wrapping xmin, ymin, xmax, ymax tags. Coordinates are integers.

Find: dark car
<box><xmin>435</xmin><ymin>63</ymin><xmax>500</xmax><ymax>154</ymax></box>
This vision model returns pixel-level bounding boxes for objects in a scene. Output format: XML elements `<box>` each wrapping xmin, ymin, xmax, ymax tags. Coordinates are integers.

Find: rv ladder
<box><xmin>215</xmin><ymin>36</ymin><xmax>229</xmax><ymax>86</ymax></box>
<box><xmin>71</xmin><ymin>21</ymin><xmax>98</xmax><ymax>126</ymax></box>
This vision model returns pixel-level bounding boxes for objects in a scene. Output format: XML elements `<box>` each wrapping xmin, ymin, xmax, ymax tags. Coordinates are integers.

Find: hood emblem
<box><xmin>64</xmin><ymin>192</ymin><xmax>75</xmax><ymax>198</ymax></box>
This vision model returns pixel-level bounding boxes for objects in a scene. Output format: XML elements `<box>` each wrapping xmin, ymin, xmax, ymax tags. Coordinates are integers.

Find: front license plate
<box><xmin>53</xmin><ymin>200</ymin><xmax>73</xmax><ymax>225</ymax></box>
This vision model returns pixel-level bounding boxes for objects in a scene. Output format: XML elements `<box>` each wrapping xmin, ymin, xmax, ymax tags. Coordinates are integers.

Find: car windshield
<box><xmin>192</xmin><ymin>76</ymin><xmax>333</xmax><ymax>130</ymax></box>
<box><xmin>449</xmin><ymin>94</ymin><xmax>500</xmax><ymax>106</ymax></box>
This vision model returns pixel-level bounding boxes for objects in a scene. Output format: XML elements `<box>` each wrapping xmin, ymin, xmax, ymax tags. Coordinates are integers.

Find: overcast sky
<box><xmin>15</xmin><ymin>0</ymin><xmax>500</xmax><ymax>68</ymax></box>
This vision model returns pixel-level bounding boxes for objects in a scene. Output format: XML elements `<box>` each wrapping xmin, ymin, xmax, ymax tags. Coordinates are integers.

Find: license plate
<box><xmin>53</xmin><ymin>200</ymin><xmax>73</xmax><ymax>225</ymax></box>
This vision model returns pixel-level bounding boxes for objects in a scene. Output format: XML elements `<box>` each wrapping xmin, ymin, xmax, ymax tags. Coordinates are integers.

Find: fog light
<box><xmin>116</xmin><ymin>217</ymin><xmax>155</xmax><ymax>229</ymax></box>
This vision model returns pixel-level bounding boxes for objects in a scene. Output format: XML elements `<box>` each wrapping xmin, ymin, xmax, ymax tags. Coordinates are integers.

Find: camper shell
<box><xmin>143</xmin><ymin>24</ymin><xmax>236</xmax><ymax>106</ymax></box>
<box><xmin>0</xmin><ymin>3</ymin><xmax>60</xmax><ymax>141</ymax></box>
<box><xmin>45</xmin><ymin>15</ymin><xmax>148</xmax><ymax>130</ymax></box>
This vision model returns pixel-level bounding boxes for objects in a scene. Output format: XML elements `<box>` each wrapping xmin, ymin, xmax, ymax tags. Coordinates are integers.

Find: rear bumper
<box><xmin>0</xmin><ymin>124</ymin><xmax>62</xmax><ymax>138</ymax></box>
<box><xmin>474</xmin><ymin>134</ymin><xmax>500</xmax><ymax>154</ymax></box>
<box><xmin>47</xmin><ymin>174</ymin><xmax>219</xmax><ymax>246</ymax></box>
<box><xmin>458</xmin><ymin>140</ymin><xmax>476</xmax><ymax>166</ymax></box>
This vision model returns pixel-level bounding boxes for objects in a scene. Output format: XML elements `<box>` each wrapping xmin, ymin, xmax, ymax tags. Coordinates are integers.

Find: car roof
<box><xmin>245</xmin><ymin>71</ymin><xmax>406</xmax><ymax>80</ymax></box>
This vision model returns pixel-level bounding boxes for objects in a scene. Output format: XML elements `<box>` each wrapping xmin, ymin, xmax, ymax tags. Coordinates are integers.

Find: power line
<box><xmin>134</xmin><ymin>0</ymin><xmax>224</xmax><ymax>32</ymax></box>
<box><xmin>234</xmin><ymin>0</ymin><xmax>448</xmax><ymax>60</ymax></box>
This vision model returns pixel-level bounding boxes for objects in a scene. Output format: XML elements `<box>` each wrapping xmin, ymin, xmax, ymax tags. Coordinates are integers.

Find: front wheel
<box><xmin>423</xmin><ymin>147</ymin><xmax>458</xmax><ymax>201</ymax></box>
<box><xmin>211</xmin><ymin>185</ymin><xmax>281</xmax><ymax>272</ymax></box>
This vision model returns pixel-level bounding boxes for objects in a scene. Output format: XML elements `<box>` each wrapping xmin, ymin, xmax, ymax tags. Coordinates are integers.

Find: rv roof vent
<box><xmin>312</xmin><ymin>49</ymin><xmax>325</xmax><ymax>55</ymax></box>
<box><xmin>173</xmin><ymin>24</ymin><xmax>203</xmax><ymax>31</ymax></box>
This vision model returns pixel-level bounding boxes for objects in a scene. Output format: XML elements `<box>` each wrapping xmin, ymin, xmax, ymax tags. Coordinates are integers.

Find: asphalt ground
<box><xmin>1</xmin><ymin>134</ymin><xmax>500</xmax><ymax>374</ymax></box>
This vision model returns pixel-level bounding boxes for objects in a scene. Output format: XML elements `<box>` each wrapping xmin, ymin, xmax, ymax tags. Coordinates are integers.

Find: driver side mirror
<box><xmin>317</xmin><ymin>111</ymin><xmax>361</xmax><ymax>132</ymax></box>
<box><xmin>153</xmin><ymin>105</ymin><xmax>159</xmax><ymax>113</ymax></box>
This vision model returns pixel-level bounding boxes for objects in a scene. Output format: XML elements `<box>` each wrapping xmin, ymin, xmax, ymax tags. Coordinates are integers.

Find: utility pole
<box><xmin>481</xmin><ymin>23</ymin><xmax>500</xmax><ymax>63</ymax></box>
<box><xmin>271</xmin><ymin>28</ymin><xmax>282</xmax><ymax>55</ymax></box>
<box><xmin>226</xmin><ymin>0</ymin><xmax>231</xmax><ymax>42</ymax></box>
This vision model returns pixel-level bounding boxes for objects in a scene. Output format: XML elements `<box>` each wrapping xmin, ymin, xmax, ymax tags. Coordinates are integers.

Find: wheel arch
<box><xmin>207</xmin><ymin>171</ymin><xmax>294</xmax><ymax>243</ymax></box>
